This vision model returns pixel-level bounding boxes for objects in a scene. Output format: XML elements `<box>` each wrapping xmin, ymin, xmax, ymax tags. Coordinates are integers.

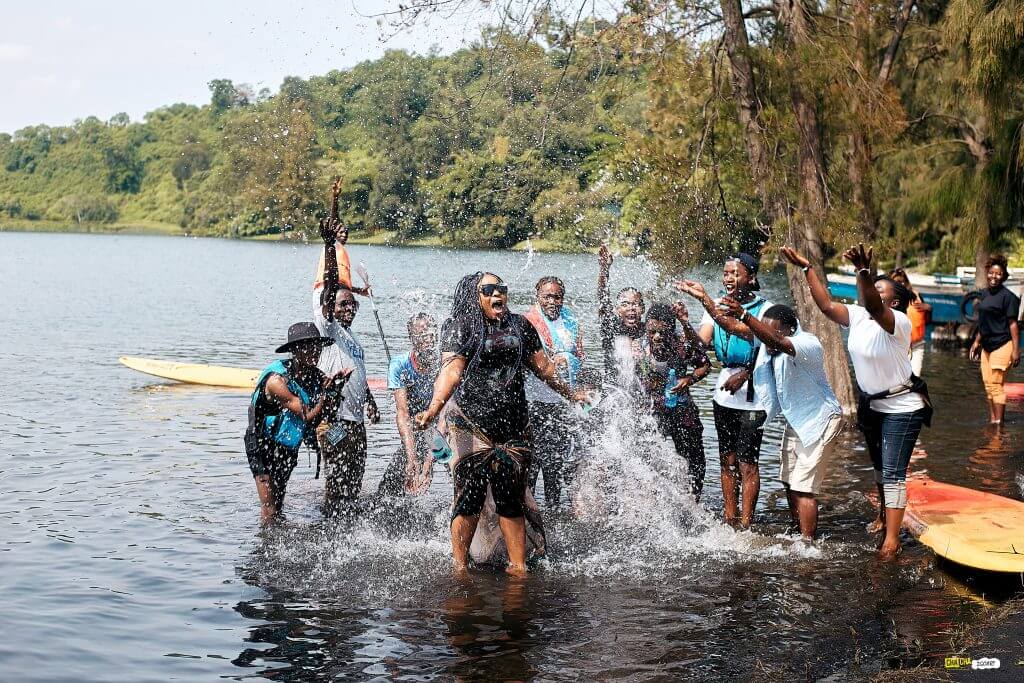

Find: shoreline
<box><xmin>0</xmin><ymin>221</ymin><xmax>591</xmax><ymax>253</ymax></box>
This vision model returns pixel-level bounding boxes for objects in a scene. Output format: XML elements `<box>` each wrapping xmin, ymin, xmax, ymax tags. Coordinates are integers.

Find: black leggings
<box><xmin>527</xmin><ymin>402</ymin><xmax>574</xmax><ymax>506</ymax></box>
<box><xmin>657</xmin><ymin>410</ymin><xmax>706</xmax><ymax>498</ymax></box>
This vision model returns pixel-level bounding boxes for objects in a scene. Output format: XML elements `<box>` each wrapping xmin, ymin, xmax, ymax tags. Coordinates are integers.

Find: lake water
<box><xmin>1</xmin><ymin>232</ymin><xmax>1022</xmax><ymax>682</ymax></box>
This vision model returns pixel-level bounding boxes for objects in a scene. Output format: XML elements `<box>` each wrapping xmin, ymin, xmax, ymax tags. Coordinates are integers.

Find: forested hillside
<box><xmin>1</xmin><ymin>2</ymin><xmax>1022</xmax><ymax>271</ymax></box>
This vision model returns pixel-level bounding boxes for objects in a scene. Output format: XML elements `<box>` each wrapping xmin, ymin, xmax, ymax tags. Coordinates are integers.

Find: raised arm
<box><xmin>721</xmin><ymin>297</ymin><xmax>796</xmax><ymax>356</ymax></box>
<box><xmin>265</xmin><ymin>370</ymin><xmax>349</xmax><ymax>425</ymax></box>
<box><xmin>844</xmin><ymin>243</ymin><xmax>894</xmax><ymax>334</ymax></box>
<box><xmin>673</xmin><ymin>280</ymin><xmax>755</xmax><ymax>341</ymax></box>
<box><xmin>319</xmin><ymin>179</ymin><xmax>343</xmax><ymax>318</ymax></box>
<box><xmin>597</xmin><ymin>244</ymin><xmax>613</xmax><ymax>325</ymax></box>
<box><xmin>780</xmin><ymin>246</ymin><xmax>849</xmax><ymax>327</ymax></box>
<box><xmin>414</xmin><ymin>353</ymin><xmax>466</xmax><ymax>428</ymax></box>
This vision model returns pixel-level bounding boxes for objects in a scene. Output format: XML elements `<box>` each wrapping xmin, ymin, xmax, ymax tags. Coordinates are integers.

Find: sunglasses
<box><xmin>478</xmin><ymin>283</ymin><xmax>508</xmax><ymax>296</ymax></box>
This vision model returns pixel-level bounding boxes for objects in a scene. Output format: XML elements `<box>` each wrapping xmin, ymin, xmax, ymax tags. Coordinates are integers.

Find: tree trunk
<box><xmin>847</xmin><ymin>0</ymin><xmax>880</xmax><ymax>241</ymax></box>
<box><xmin>774</xmin><ymin>0</ymin><xmax>858</xmax><ymax>412</ymax></box>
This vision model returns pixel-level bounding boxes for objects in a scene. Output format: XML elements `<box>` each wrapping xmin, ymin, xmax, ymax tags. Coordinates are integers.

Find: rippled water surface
<box><xmin>2</xmin><ymin>232</ymin><xmax>1022</xmax><ymax>681</ymax></box>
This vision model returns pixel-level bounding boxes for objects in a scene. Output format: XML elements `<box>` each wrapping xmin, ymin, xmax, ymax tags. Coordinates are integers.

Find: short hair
<box><xmin>320</xmin><ymin>283</ymin><xmax>354</xmax><ymax>307</ymax></box>
<box><xmin>407</xmin><ymin>312</ymin><xmax>436</xmax><ymax>334</ymax></box>
<box><xmin>762</xmin><ymin>304</ymin><xmax>799</xmax><ymax>332</ymax></box>
<box><xmin>535</xmin><ymin>276</ymin><xmax>565</xmax><ymax>292</ymax></box>
<box><xmin>616</xmin><ymin>286</ymin><xmax>643</xmax><ymax>301</ymax></box>
<box><xmin>873</xmin><ymin>275</ymin><xmax>912</xmax><ymax>313</ymax></box>
<box><xmin>986</xmin><ymin>254</ymin><xmax>1009</xmax><ymax>280</ymax></box>
<box><xmin>646</xmin><ymin>302</ymin><xmax>677</xmax><ymax>327</ymax></box>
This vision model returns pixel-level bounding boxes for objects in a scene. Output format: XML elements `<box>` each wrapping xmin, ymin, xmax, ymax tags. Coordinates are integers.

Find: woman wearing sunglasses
<box><xmin>415</xmin><ymin>272</ymin><xmax>591</xmax><ymax>575</ymax></box>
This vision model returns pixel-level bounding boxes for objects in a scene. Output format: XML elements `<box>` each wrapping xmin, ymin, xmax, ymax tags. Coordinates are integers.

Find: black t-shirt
<box><xmin>441</xmin><ymin>312</ymin><xmax>543</xmax><ymax>443</ymax></box>
<box><xmin>977</xmin><ymin>286</ymin><xmax>1020</xmax><ymax>352</ymax></box>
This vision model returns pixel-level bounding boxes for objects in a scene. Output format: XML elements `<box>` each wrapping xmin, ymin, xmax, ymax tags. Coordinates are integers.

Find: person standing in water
<box><xmin>378</xmin><ymin>313</ymin><xmax>441</xmax><ymax>496</ymax></box>
<box><xmin>675</xmin><ymin>253</ymin><xmax>772</xmax><ymax>529</ymax></box>
<box><xmin>969</xmin><ymin>254</ymin><xmax>1021</xmax><ymax>425</ymax></box>
<box><xmin>597</xmin><ymin>244</ymin><xmax>646</xmax><ymax>385</ymax></box>
<box><xmin>524</xmin><ymin>276</ymin><xmax>585</xmax><ymax>507</ymax></box>
<box><xmin>721</xmin><ymin>301</ymin><xmax>843</xmax><ymax>539</ymax></box>
<box><xmin>314</xmin><ymin>216</ymin><xmax>380</xmax><ymax>514</ymax></box>
<box><xmin>311</xmin><ymin>178</ymin><xmax>369</xmax><ymax>312</ymax></box>
<box><xmin>782</xmin><ymin>244</ymin><xmax>930</xmax><ymax>559</ymax></box>
<box><xmin>889</xmin><ymin>268</ymin><xmax>931</xmax><ymax>376</ymax></box>
<box><xmin>637</xmin><ymin>302</ymin><xmax>711</xmax><ymax>498</ymax></box>
<box><xmin>246</xmin><ymin>323</ymin><xmax>350</xmax><ymax>524</ymax></box>
<box><xmin>414</xmin><ymin>272</ymin><xmax>590</xmax><ymax>575</ymax></box>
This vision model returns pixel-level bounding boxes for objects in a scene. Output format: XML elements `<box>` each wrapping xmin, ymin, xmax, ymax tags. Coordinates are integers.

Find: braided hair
<box><xmin>443</xmin><ymin>272</ymin><xmax>525</xmax><ymax>385</ymax></box>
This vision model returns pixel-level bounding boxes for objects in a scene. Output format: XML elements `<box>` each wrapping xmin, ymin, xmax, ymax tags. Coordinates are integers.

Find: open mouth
<box><xmin>491</xmin><ymin>299</ymin><xmax>506</xmax><ymax>312</ymax></box>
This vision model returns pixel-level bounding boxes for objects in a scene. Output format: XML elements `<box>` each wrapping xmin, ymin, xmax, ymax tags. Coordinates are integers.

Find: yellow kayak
<box><xmin>119</xmin><ymin>356</ymin><xmax>386</xmax><ymax>390</ymax></box>
<box><xmin>904</xmin><ymin>478</ymin><xmax>1024</xmax><ymax>573</ymax></box>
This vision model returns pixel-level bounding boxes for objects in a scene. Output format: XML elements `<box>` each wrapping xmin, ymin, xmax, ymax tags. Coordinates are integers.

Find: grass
<box><xmin>1</xmin><ymin>218</ymin><xmax>184</xmax><ymax>236</ymax></box>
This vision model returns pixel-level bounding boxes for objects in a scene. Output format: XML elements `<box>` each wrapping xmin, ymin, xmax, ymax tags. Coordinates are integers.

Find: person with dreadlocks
<box><xmin>414</xmin><ymin>272</ymin><xmax>591</xmax><ymax>574</ymax></box>
<box><xmin>597</xmin><ymin>244</ymin><xmax>646</xmax><ymax>386</ymax></box>
<box><xmin>782</xmin><ymin>244</ymin><xmax>931</xmax><ymax>560</ymax></box>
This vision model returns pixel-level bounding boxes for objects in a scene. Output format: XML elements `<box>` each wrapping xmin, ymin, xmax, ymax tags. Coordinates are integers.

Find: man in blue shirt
<box><xmin>721</xmin><ymin>300</ymin><xmax>843</xmax><ymax>539</ymax></box>
<box><xmin>379</xmin><ymin>313</ymin><xmax>440</xmax><ymax>495</ymax></box>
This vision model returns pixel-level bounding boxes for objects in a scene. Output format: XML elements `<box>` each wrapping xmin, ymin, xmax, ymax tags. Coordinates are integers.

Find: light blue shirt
<box><xmin>752</xmin><ymin>330</ymin><xmax>841</xmax><ymax>446</ymax></box>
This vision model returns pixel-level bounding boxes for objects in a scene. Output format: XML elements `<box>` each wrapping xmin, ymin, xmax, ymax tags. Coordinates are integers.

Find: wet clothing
<box><xmin>637</xmin><ymin>334</ymin><xmax>710</xmax><ymax>496</ymax></box>
<box><xmin>441</xmin><ymin>312</ymin><xmax>542</xmax><ymax>444</ymax></box>
<box><xmin>527</xmin><ymin>402</ymin><xmax>575</xmax><ymax>506</ymax></box>
<box><xmin>701</xmin><ymin>296</ymin><xmax>772</xmax><ymax>410</ymax></box>
<box><xmin>713</xmin><ymin>404</ymin><xmax>767</xmax><ymax>464</ymax></box>
<box><xmin>246</xmin><ymin>359</ymin><xmax>326</xmax><ymax>479</ymax></box>
<box><xmin>525</xmin><ymin>304</ymin><xmax>584</xmax><ymax>401</ymax></box>
<box><xmin>387</xmin><ymin>351</ymin><xmax>437</xmax><ymax>415</ymax></box>
<box><xmin>448</xmin><ymin>405</ymin><xmax>534</xmax><ymax>521</ymax></box>
<box><xmin>976</xmin><ymin>285</ymin><xmax>1020</xmax><ymax>353</ymax></box>
<box><xmin>859</xmin><ymin>407</ymin><xmax>927</xmax><ymax>508</ymax></box>
<box><xmin>780</xmin><ymin>414</ymin><xmax>844</xmax><ymax>495</ymax></box>
<box><xmin>315</xmin><ymin>312</ymin><xmax>369</xmax><ymax>424</ymax></box>
<box><xmin>600</xmin><ymin>317</ymin><xmax>645</xmax><ymax>387</ymax></box>
<box><xmin>317</xmin><ymin>419</ymin><xmax>368</xmax><ymax>508</ymax></box>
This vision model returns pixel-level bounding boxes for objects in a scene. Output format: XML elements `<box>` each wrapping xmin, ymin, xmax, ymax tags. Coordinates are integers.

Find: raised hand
<box><xmin>843</xmin><ymin>243</ymin><xmax>874</xmax><ymax>272</ymax></box>
<box><xmin>671</xmin><ymin>301</ymin><xmax>689</xmax><ymax>323</ymax></box>
<box><xmin>718</xmin><ymin>296</ymin><xmax>745</xmax><ymax>319</ymax></box>
<box><xmin>780</xmin><ymin>246</ymin><xmax>811</xmax><ymax>269</ymax></box>
<box><xmin>673</xmin><ymin>279</ymin><xmax>707</xmax><ymax>301</ymax></box>
<box><xmin>331</xmin><ymin>176</ymin><xmax>343</xmax><ymax>200</ymax></box>
<box><xmin>598</xmin><ymin>243</ymin><xmax>613</xmax><ymax>271</ymax></box>
<box><xmin>319</xmin><ymin>217</ymin><xmax>339</xmax><ymax>244</ymax></box>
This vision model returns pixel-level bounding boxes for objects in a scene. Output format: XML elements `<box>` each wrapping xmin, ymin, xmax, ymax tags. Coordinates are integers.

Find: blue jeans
<box><xmin>858</xmin><ymin>408</ymin><xmax>927</xmax><ymax>508</ymax></box>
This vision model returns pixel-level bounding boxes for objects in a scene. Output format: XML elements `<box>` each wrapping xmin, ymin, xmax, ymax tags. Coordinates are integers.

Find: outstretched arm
<box><xmin>844</xmin><ymin>243</ymin><xmax>894</xmax><ymax>334</ymax></box>
<box><xmin>414</xmin><ymin>354</ymin><xmax>466</xmax><ymax>428</ymax></box>
<box><xmin>780</xmin><ymin>246</ymin><xmax>850</xmax><ymax>327</ymax></box>
<box><xmin>319</xmin><ymin>179</ymin><xmax>343</xmax><ymax>318</ymax></box>
<box><xmin>526</xmin><ymin>350</ymin><xmax>588</xmax><ymax>403</ymax></box>
<box><xmin>673</xmin><ymin>280</ymin><xmax>755</xmax><ymax>341</ymax></box>
<box><xmin>721</xmin><ymin>297</ymin><xmax>796</xmax><ymax>356</ymax></box>
<box><xmin>597</xmin><ymin>243</ymin><xmax>612</xmax><ymax>325</ymax></box>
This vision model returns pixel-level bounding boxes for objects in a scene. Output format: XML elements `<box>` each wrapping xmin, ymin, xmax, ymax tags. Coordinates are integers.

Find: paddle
<box><xmin>355</xmin><ymin>262</ymin><xmax>392</xmax><ymax>364</ymax></box>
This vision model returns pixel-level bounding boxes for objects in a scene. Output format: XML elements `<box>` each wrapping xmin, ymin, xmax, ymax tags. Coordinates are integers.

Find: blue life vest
<box><xmin>713</xmin><ymin>297</ymin><xmax>768</xmax><ymax>367</ymax></box>
<box><xmin>251</xmin><ymin>360</ymin><xmax>313</xmax><ymax>449</ymax></box>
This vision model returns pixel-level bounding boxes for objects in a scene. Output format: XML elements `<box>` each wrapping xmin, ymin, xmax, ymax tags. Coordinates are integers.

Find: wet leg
<box><xmin>254</xmin><ymin>475</ymin><xmax>279</xmax><ymax>525</ymax></box>
<box><xmin>738</xmin><ymin>461</ymin><xmax>759</xmax><ymax>529</ymax></box>
<box><xmin>498</xmin><ymin>515</ymin><xmax>529</xmax><ymax>575</ymax></box>
<box><xmin>783</xmin><ymin>484</ymin><xmax>800</xmax><ymax>529</ymax></box>
<box><xmin>790</xmin><ymin>490</ymin><xmax>818</xmax><ymax>540</ymax></box>
<box><xmin>450</xmin><ymin>514</ymin><xmax>480</xmax><ymax>571</ymax></box>
<box><xmin>720</xmin><ymin>453</ymin><xmax>740</xmax><ymax>524</ymax></box>
<box><xmin>878</xmin><ymin>507</ymin><xmax>904</xmax><ymax>559</ymax></box>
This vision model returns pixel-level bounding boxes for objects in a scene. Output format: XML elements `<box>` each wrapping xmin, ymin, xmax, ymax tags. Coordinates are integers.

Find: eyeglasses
<box><xmin>478</xmin><ymin>283</ymin><xmax>508</xmax><ymax>296</ymax></box>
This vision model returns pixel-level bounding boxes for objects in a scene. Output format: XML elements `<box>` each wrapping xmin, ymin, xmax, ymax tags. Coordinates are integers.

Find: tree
<box><xmin>208</xmin><ymin>79</ymin><xmax>249</xmax><ymax>114</ymax></box>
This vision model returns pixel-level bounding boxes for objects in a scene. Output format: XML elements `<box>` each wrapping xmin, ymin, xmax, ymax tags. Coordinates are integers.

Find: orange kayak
<box><xmin>904</xmin><ymin>478</ymin><xmax>1024</xmax><ymax>573</ymax></box>
<box><xmin>1004</xmin><ymin>383</ymin><xmax>1024</xmax><ymax>401</ymax></box>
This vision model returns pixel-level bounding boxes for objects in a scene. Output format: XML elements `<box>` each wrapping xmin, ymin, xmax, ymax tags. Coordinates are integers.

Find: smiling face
<box><xmin>987</xmin><ymin>264</ymin><xmax>1008</xmax><ymax>289</ymax></box>
<box><xmin>478</xmin><ymin>273</ymin><xmax>507</xmax><ymax>320</ymax></box>
<box><xmin>329</xmin><ymin>289</ymin><xmax>359</xmax><ymax>326</ymax></box>
<box><xmin>537</xmin><ymin>281</ymin><xmax>565</xmax><ymax>320</ymax></box>
<box><xmin>616</xmin><ymin>289</ymin><xmax>645</xmax><ymax>329</ymax></box>
<box><xmin>645</xmin><ymin>318</ymin><xmax>673</xmax><ymax>357</ymax></box>
<box><xmin>722</xmin><ymin>260</ymin><xmax>754</xmax><ymax>298</ymax></box>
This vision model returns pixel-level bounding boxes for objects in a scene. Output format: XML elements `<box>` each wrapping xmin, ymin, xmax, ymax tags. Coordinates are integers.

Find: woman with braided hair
<box><xmin>414</xmin><ymin>272</ymin><xmax>590</xmax><ymax>574</ymax></box>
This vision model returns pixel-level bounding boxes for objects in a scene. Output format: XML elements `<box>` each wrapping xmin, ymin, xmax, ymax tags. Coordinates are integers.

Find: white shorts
<box><xmin>780</xmin><ymin>414</ymin><xmax>844</xmax><ymax>495</ymax></box>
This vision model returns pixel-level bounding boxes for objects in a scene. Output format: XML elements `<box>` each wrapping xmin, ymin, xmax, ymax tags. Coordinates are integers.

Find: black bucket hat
<box><xmin>275</xmin><ymin>322</ymin><xmax>335</xmax><ymax>353</ymax></box>
<box><xmin>729</xmin><ymin>252</ymin><xmax>761</xmax><ymax>291</ymax></box>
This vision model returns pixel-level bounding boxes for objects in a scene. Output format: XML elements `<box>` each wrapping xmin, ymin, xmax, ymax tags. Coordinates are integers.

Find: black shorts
<box><xmin>713</xmin><ymin>403</ymin><xmax>766</xmax><ymax>464</ymax></box>
<box><xmin>452</xmin><ymin>451</ymin><xmax>528</xmax><ymax>519</ymax></box>
<box><xmin>247</xmin><ymin>440</ymin><xmax>299</xmax><ymax>486</ymax></box>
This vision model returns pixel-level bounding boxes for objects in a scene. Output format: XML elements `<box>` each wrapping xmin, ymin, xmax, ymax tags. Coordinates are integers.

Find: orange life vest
<box><xmin>313</xmin><ymin>243</ymin><xmax>353</xmax><ymax>290</ymax></box>
<box><xmin>907</xmin><ymin>300</ymin><xmax>927</xmax><ymax>345</ymax></box>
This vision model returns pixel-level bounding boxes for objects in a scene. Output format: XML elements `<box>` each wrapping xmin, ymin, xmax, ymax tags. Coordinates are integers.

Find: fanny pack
<box><xmin>723</xmin><ymin>361</ymin><xmax>757</xmax><ymax>403</ymax></box>
<box><xmin>856</xmin><ymin>374</ymin><xmax>933</xmax><ymax>428</ymax></box>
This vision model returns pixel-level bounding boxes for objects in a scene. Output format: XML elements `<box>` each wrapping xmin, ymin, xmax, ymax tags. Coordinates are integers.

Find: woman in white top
<box><xmin>782</xmin><ymin>244</ymin><xmax>929</xmax><ymax>560</ymax></box>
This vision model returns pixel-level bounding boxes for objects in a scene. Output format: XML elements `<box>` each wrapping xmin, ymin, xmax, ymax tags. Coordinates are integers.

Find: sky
<box><xmin>0</xmin><ymin>0</ymin><xmax>496</xmax><ymax>134</ymax></box>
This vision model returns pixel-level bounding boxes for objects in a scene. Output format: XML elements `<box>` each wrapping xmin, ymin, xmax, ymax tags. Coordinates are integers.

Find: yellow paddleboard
<box><xmin>119</xmin><ymin>356</ymin><xmax>386</xmax><ymax>390</ymax></box>
<box><xmin>904</xmin><ymin>478</ymin><xmax>1024</xmax><ymax>573</ymax></box>
<box><xmin>119</xmin><ymin>356</ymin><xmax>260</xmax><ymax>388</ymax></box>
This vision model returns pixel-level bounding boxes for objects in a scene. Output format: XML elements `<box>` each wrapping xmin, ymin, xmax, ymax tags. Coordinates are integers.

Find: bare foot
<box><xmin>877</xmin><ymin>541</ymin><xmax>902</xmax><ymax>560</ymax></box>
<box><xmin>452</xmin><ymin>561</ymin><xmax>470</xmax><ymax>576</ymax></box>
<box><xmin>506</xmin><ymin>563</ymin><xmax>529</xmax><ymax>577</ymax></box>
<box><xmin>738</xmin><ymin>517</ymin><xmax>752</xmax><ymax>530</ymax></box>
